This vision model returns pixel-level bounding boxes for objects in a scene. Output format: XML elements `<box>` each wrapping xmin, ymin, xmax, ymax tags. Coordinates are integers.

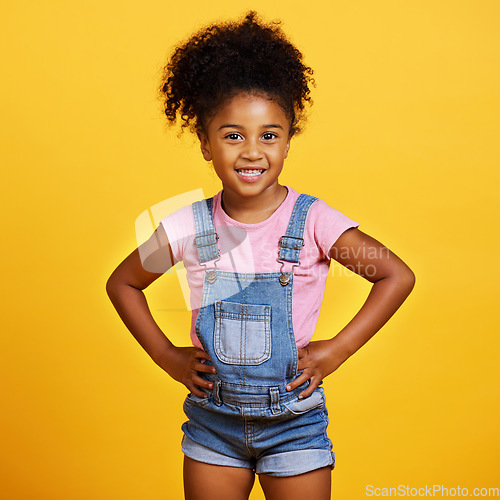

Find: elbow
<box><xmin>379</xmin><ymin>263</ymin><xmax>415</xmax><ymax>296</ymax></box>
<box><xmin>105</xmin><ymin>275</ymin><xmax>115</xmax><ymax>300</ymax></box>
<box><xmin>398</xmin><ymin>267</ymin><xmax>416</xmax><ymax>296</ymax></box>
<box><xmin>106</xmin><ymin>272</ymin><xmax>121</xmax><ymax>301</ymax></box>
<box><xmin>106</xmin><ymin>271</ymin><xmax>140</xmax><ymax>303</ymax></box>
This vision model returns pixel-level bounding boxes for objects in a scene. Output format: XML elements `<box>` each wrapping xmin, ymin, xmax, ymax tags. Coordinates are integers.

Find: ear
<box><xmin>284</xmin><ymin>137</ymin><xmax>291</xmax><ymax>159</ymax></box>
<box><xmin>197</xmin><ymin>131</ymin><xmax>212</xmax><ymax>161</ymax></box>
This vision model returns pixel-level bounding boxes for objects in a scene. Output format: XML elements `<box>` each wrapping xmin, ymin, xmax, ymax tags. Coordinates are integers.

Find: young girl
<box><xmin>106</xmin><ymin>12</ymin><xmax>415</xmax><ymax>500</ymax></box>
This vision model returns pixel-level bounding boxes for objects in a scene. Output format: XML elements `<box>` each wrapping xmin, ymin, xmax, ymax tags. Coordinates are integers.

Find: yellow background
<box><xmin>2</xmin><ymin>1</ymin><xmax>499</xmax><ymax>498</ymax></box>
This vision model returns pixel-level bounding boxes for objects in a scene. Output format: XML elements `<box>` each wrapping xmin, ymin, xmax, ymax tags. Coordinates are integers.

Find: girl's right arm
<box><xmin>105</xmin><ymin>224</ymin><xmax>215</xmax><ymax>397</ymax></box>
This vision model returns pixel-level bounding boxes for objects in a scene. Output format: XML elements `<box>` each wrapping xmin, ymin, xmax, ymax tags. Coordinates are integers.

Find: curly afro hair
<box><xmin>159</xmin><ymin>11</ymin><xmax>314</xmax><ymax>137</ymax></box>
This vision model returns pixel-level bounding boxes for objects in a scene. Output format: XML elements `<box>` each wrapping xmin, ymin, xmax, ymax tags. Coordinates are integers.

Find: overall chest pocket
<box><xmin>214</xmin><ymin>300</ymin><xmax>271</xmax><ymax>365</ymax></box>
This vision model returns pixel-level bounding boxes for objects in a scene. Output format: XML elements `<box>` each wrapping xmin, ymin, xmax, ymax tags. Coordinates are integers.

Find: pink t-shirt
<box><xmin>160</xmin><ymin>186</ymin><xmax>360</xmax><ymax>349</ymax></box>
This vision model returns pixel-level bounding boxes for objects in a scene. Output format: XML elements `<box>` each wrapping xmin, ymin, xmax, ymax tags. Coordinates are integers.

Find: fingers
<box><xmin>189</xmin><ymin>348</ymin><xmax>216</xmax><ymax>375</ymax></box>
<box><xmin>287</xmin><ymin>346</ymin><xmax>321</xmax><ymax>398</ymax></box>
<box><xmin>286</xmin><ymin>372</ymin><xmax>320</xmax><ymax>399</ymax></box>
<box><xmin>286</xmin><ymin>371</ymin><xmax>309</xmax><ymax>392</ymax></box>
<box><xmin>297</xmin><ymin>347</ymin><xmax>307</xmax><ymax>359</ymax></box>
<box><xmin>193</xmin><ymin>349</ymin><xmax>212</xmax><ymax>361</ymax></box>
<box><xmin>192</xmin><ymin>373</ymin><xmax>214</xmax><ymax>391</ymax></box>
<box><xmin>298</xmin><ymin>378</ymin><xmax>319</xmax><ymax>399</ymax></box>
<box><xmin>296</xmin><ymin>347</ymin><xmax>311</xmax><ymax>371</ymax></box>
<box><xmin>193</xmin><ymin>361</ymin><xmax>216</xmax><ymax>374</ymax></box>
<box><xmin>185</xmin><ymin>372</ymin><xmax>214</xmax><ymax>398</ymax></box>
<box><xmin>189</xmin><ymin>349</ymin><xmax>215</xmax><ymax>396</ymax></box>
<box><xmin>187</xmin><ymin>382</ymin><xmax>208</xmax><ymax>398</ymax></box>
<box><xmin>297</xmin><ymin>357</ymin><xmax>308</xmax><ymax>371</ymax></box>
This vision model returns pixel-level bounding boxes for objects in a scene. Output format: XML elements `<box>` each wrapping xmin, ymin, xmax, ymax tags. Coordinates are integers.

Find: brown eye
<box><xmin>262</xmin><ymin>132</ymin><xmax>277</xmax><ymax>140</ymax></box>
<box><xmin>226</xmin><ymin>133</ymin><xmax>241</xmax><ymax>140</ymax></box>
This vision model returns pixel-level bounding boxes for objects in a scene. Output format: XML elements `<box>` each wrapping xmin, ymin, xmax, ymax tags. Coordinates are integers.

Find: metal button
<box><xmin>279</xmin><ymin>273</ymin><xmax>290</xmax><ymax>286</ymax></box>
<box><xmin>205</xmin><ymin>270</ymin><xmax>217</xmax><ymax>284</ymax></box>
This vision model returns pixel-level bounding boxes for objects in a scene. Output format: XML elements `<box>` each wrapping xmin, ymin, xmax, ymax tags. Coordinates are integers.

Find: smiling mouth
<box><xmin>236</xmin><ymin>169</ymin><xmax>265</xmax><ymax>177</ymax></box>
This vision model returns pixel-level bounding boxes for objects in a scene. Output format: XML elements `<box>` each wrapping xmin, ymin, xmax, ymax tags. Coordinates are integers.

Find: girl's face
<box><xmin>198</xmin><ymin>92</ymin><xmax>291</xmax><ymax>202</ymax></box>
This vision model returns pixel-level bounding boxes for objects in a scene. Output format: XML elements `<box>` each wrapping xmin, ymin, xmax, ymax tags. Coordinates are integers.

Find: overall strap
<box><xmin>278</xmin><ymin>194</ymin><xmax>318</xmax><ymax>264</ymax></box>
<box><xmin>192</xmin><ymin>197</ymin><xmax>220</xmax><ymax>264</ymax></box>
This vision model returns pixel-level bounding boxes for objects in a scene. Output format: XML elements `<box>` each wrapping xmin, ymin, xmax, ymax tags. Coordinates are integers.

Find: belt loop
<box><xmin>213</xmin><ymin>378</ymin><xmax>222</xmax><ymax>406</ymax></box>
<box><xmin>269</xmin><ymin>387</ymin><xmax>281</xmax><ymax>415</ymax></box>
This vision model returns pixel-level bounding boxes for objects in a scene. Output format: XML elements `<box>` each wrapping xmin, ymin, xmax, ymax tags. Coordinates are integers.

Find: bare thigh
<box><xmin>259</xmin><ymin>465</ymin><xmax>332</xmax><ymax>500</ymax></box>
<box><xmin>183</xmin><ymin>456</ymin><xmax>255</xmax><ymax>500</ymax></box>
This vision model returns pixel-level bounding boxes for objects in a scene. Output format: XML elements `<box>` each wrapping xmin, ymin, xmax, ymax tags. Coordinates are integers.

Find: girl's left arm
<box><xmin>286</xmin><ymin>227</ymin><xmax>416</xmax><ymax>399</ymax></box>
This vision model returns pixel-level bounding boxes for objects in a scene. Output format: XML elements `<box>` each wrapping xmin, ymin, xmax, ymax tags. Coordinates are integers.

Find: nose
<box><xmin>241</xmin><ymin>138</ymin><xmax>263</xmax><ymax>161</ymax></box>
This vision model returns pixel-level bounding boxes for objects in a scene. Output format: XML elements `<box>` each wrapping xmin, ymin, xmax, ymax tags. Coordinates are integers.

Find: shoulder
<box><xmin>159</xmin><ymin>202</ymin><xmax>198</xmax><ymax>262</ymax></box>
<box><xmin>159</xmin><ymin>191</ymin><xmax>220</xmax><ymax>230</ymax></box>
<box><xmin>286</xmin><ymin>189</ymin><xmax>353</xmax><ymax>224</ymax></box>
<box><xmin>160</xmin><ymin>204</ymin><xmax>195</xmax><ymax>236</ymax></box>
<box><xmin>159</xmin><ymin>192</ymin><xmax>221</xmax><ymax>259</ymax></box>
<box><xmin>308</xmin><ymin>197</ymin><xmax>354</xmax><ymax>222</ymax></box>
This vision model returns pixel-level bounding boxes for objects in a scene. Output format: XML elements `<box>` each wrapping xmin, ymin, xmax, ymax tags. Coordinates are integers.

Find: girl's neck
<box><xmin>220</xmin><ymin>184</ymin><xmax>288</xmax><ymax>224</ymax></box>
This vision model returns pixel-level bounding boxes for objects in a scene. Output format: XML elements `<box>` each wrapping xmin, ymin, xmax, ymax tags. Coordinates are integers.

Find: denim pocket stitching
<box><xmin>282</xmin><ymin>389</ymin><xmax>325</xmax><ymax>415</ymax></box>
<box><xmin>214</xmin><ymin>301</ymin><xmax>271</xmax><ymax>365</ymax></box>
<box><xmin>185</xmin><ymin>393</ymin><xmax>211</xmax><ymax>407</ymax></box>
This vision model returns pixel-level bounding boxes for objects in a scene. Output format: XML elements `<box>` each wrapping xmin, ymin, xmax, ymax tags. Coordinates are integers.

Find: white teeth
<box><xmin>237</xmin><ymin>169</ymin><xmax>264</xmax><ymax>177</ymax></box>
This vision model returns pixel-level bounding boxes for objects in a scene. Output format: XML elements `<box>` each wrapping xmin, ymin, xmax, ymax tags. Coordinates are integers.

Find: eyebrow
<box><xmin>217</xmin><ymin>124</ymin><xmax>284</xmax><ymax>131</ymax></box>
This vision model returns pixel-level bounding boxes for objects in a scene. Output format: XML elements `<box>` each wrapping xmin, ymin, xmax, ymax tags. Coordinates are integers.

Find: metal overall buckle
<box><xmin>276</xmin><ymin>259</ymin><xmax>300</xmax><ymax>286</ymax></box>
<box><xmin>277</xmin><ymin>235</ymin><xmax>304</xmax><ymax>286</ymax></box>
<box><xmin>195</xmin><ymin>231</ymin><xmax>220</xmax><ymax>283</ymax></box>
<box><xmin>201</xmin><ymin>257</ymin><xmax>221</xmax><ymax>284</ymax></box>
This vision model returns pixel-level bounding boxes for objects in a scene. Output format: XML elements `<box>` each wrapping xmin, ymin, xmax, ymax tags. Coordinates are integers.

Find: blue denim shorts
<box><xmin>181</xmin><ymin>385</ymin><xmax>335</xmax><ymax>477</ymax></box>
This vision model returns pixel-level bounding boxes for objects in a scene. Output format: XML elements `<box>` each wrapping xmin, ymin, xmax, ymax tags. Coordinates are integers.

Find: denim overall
<box><xmin>181</xmin><ymin>194</ymin><xmax>335</xmax><ymax>476</ymax></box>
